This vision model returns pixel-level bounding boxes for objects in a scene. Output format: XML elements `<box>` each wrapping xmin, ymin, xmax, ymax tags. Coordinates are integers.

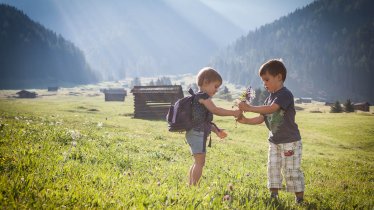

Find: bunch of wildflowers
<box><xmin>233</xmin><ymin>86</ymin><xmax>256</xmax><ymax>108</ymax></box>
<box><xmin>233</xmin><ymin>86</ymin><xmax>256</xmax><ymax>127</ymax></box>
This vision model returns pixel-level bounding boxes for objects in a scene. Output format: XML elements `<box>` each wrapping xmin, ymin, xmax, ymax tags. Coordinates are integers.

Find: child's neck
<box><xmin>272</xmin><ymin>84</ymin><xmax>284</xmax><ymax>93</ymax></box>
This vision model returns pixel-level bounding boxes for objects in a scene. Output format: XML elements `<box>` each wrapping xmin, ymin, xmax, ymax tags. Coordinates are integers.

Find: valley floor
<box><xmin>0</xmin><ymin>90</ymin><xmax>373</xmax><ymax>209</ymax></box>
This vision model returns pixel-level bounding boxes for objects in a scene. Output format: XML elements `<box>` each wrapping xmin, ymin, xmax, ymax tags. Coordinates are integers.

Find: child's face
<box><xmin>260</xmin><ymin>71</ymin><xmax>283</xmax><ymax>93</ymax></box>
<box><xmin>201</xmin><ymin>80</ymin><xmax>221</xmax><ymax>97</ymax></box>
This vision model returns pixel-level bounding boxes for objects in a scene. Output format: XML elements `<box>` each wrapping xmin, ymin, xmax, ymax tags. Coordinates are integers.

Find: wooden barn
<box><xmin>16</xmin><ymin>90</ymin><xmax>37</xmax><ymax>98</ymax></box>
<box><xmin>354</xmin><ymin>102</ymin><xmax>370</xmax><ymax>112</ymax></box>
<box><xmin>131</xmin><ymin>85</ymin><xmax>183</xmax><ymax>119</ymax></box>
<box><xmin>103</xmin><ymin>88</ymin><xmax>127</xmax><ymax>101</ymax></box>
<box><xmin>48</xmin><ymin>87</ymin><xmax>59</xmax><ymax>91</ymax></box>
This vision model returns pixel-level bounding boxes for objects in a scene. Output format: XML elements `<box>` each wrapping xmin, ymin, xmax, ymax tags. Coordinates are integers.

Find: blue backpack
<box><xmin>166</xmin><ymin>88</ymin><xmax>195</xmax><ymax>132</ymax></box>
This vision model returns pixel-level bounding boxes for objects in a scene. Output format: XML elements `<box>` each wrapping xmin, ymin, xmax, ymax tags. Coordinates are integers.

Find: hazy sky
<box><xmin>200</xmin><ymin>0</ymin><xmax>314</xmax><ymax>32</ymax></box>
<box><xmin>0</xmin><ymin>0</ymin><xmax>315</xmax><ymax>33</ymax></box>
<box><xmin>0</xmin><ymin>0</ymin><xmax>316</xmax><ymax>77</ymax></box>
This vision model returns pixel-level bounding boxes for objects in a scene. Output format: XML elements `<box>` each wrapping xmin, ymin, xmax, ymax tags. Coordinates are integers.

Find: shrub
<box><xmin>330</xmin><ymin>101</ymin><xmax>343</xmax><ymax>113</ymax></box>
<box><xmin>344</xmin><ymin>99</ymin><xmax>354</xmax><ymax>112</ymax></box>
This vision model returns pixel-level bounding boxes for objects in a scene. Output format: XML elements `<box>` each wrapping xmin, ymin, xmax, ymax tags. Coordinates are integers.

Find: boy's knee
<box><xmin>285</xmin><ymin>169</ymin><xmax>303</xmax><ymax>179</ymax></box>
<box><xmin>195</xmin><ymin>159</ymin><xmax>205</xmax><ymax>167</ymax></box>
<box><xmin>194</xmin><ymin>155</ymin><xmax>206</xmax><ymax>166</ymax></box>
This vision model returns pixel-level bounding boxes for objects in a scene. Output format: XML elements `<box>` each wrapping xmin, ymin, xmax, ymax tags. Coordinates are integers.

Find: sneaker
<box><xmin>295</xmin><ymin>197</ymin><xmax>304</xmax><ymax>204</ymax></box>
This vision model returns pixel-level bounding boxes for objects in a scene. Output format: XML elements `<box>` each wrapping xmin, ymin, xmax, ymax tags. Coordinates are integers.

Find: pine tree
<box><xmin>130</xmin><ymin>77</ymin><xmax>141</xmax><ymax>88</ymax></box>
<box><xmin>330</xmin><ymin>101</ymin><xmax>343</xmax><ymax>113</ymax></box>
<box><xmin>344</xmin><ymin>99</ymin><xmax>355</xmax><ymax>112</ymax></box>
<box><xmin>252</xmin><ymin>88</ymin><xmax>269</xmax><ymax>106</ymax></box>
<box><xmin>222</xmin><ymin>86</ymin><xmax>229</xmax><ymax>94</ymax></box>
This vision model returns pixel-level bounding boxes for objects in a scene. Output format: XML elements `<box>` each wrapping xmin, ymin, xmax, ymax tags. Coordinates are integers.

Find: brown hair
<box><xmin>259</xmin><ymin>59</ymin><xmax>287</xmax><ymax>81</ymax></box>
<box><xmin>196</xmin><ymin>67</ymin><xmax>222</xmax><ymax>87</ymax></box>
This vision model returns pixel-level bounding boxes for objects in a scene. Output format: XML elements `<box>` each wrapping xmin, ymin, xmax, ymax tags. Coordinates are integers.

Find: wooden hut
<box><xmin>354</xmin><ymin>102</ymin><xmax>370</xmax><ymax>112</ymax></box>
<box><xmin>48</xmin><ymin>87</ymin><xmax>59</xmax><ymax>91</ymax></box>
<box><xmin>131</xmin><ymin>85</ymin><xmax>183</xmax><ymax>119</ymax></box>
<box><xmin>103</xmin><ymin>88</ymin><xmax>127</xmax><ymax>101</ymax></box>
<box><xmin>295</xmin><ymin>97</ymin><xmax>312</xmax><ymax>104</ymax></box>
<box><xmin>16</xmin><ymin>90</ymin><xmax>37</xmax><ymax>98</ymax></box>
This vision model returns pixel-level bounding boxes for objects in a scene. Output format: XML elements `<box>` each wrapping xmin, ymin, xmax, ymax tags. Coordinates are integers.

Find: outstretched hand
<box><xmin>238</xmin><ymin>101</ymin><xmax>251</xmax><ymax>112</ymax></box>
<box><xmin>233</xmin><ymin>109</ymin><xmax>242</xmax><ymax>118</ymax></box>
<box><xmin>235</xmin><ymin>113</ymin><xmax>246</xmax><ymax>124</ymax></box>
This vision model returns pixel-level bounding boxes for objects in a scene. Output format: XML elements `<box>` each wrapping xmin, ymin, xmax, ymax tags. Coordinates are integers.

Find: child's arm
<box><xmin>200</xmin><ymin>98</ymin><xmax>241</xmax><ymax>118</ymax></box>
<box><xmin>238</xmin><ymin>101</ymin><xmax>279</xmax><ymax>115</ymax></box>
<box><xmin>237</xmin><ymin>114</ymin><xmax>264</xmax><ymax>125</ymax></box>
<box><xmin>211</xmin><ymin>123</ymin><xmax>219</xmax><ymax>133</ymax></box>
<box><xmin>211</xmin><ymin>123</ymin><xmax>227</xmax><ymax>139</ymax></box>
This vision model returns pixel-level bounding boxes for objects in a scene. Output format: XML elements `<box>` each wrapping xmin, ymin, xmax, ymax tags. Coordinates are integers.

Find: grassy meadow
<box><xmin>0</xmin><ymin>87</ymin><xmax>373</xmax><ymax>209</ymax></box>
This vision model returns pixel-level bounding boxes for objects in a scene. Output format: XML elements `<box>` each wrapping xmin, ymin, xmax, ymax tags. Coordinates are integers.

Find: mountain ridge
<box><xmin>210</xmin><ymin>0</ymin><xmax>374</xmax><ymax>103</ymax></box>
<box><xmin>0</xmin><ymin>0</ymin><xmax>244</xmax><ymax>79</ymax></box>
<box><xmin>0</xmin><ymin>4</ymin><xmax>98</xmax><ymax>89</ymax></box>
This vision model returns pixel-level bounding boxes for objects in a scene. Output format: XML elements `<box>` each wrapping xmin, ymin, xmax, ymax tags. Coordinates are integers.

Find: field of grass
<box><xmin>0</xmin><ymin>88</ymin><xmax>373</xmax><ymax>209</ymax></box>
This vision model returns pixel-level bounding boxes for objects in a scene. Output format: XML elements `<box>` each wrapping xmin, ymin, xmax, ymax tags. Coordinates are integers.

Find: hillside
<box><xmin>210</xmin><ymin>0</ymin><xmax>374</xmax><ymax>103</ymax></box>
<box><xmin>0</xmin><ymin>4</ymin><xmax>97</xmax><ymax>89</ymax></box>
<box><xmin>0</xmin><ymin>0</ymin><xmax>244</xmax><ymax>79</ymax></box>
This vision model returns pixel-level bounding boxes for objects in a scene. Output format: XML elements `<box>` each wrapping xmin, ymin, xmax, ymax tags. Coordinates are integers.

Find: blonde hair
<box><xmin>196</xmin><ymin>67</ymin><xmax>222</xmax><ymax>87</ymax></box>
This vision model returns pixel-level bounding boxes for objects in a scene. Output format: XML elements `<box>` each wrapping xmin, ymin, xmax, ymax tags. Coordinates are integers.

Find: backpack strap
<box><xmin>210</xmin><ymin>122</ymin><xmax>220</xmax><ymax>131</ymax></box>
<box><xmin>207</xmin><ymin>122</ymin><xmax>220</xmax><ymax>147</ymax></box>
<box><xmin>188</xmin><ymin>88</ymin><xmax>195</xmax><ymax>96</ymax></box>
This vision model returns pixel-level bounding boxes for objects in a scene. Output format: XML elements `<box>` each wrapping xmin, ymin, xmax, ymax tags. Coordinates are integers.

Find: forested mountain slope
<box><xmin>0</xmin><ymin>4</ymin><xmax>97</xmax><ymax>89</ymax></box>
<box><xmin>210</xmin><ymin>0</ymin><xmax>374</xmax><ymax>102</ymax></box>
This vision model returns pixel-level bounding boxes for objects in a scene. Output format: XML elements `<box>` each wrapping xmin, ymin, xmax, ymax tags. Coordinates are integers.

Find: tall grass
<box><xmin>0</xmin><ymin>94</ymin><xmax>373</xmax><ymax>209</ymax></box>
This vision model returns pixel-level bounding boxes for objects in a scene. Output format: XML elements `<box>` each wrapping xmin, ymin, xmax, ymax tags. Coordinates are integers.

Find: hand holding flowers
<box><xmin>233</xmin><ymin>86</ymin><xmax>255</xmax><ymax>125</ymax></box>
<box><xmin>238</xmin><ymin>101</ymin><xmax>252</xmax><ymax>112</ymax></box>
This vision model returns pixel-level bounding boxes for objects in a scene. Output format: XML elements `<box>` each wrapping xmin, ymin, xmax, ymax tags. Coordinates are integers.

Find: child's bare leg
<box><xmin>295</xmin><ymin>191</ymin><xmax>304</xmax><ymax>203</ymax></box>
<box><xmin>270</xmin><ymin>188</ymin><xmax>279</xmax><ymax>193</ymax></box>
<box><xmin>270</xmin><ymin>188</ymin><xmax>280</xmax><ymax>198</ymax></box>
<box><xmin>295</xmin><ymin>192</ymin><xmax>304</xmax><ymax>197</ymax></box>
<box><xmin>190</xmin><ymin>153</ymin><xmax>205</xmax><ymax>186</ymax></box>
<box><xmin>189</xmin><ymin>164</ymin><xmax>195</xmax><ymax>185</ymax></box>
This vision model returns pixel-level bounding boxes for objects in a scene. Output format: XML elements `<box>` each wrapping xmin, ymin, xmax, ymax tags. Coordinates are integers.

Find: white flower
<box><xmin>72</xmin><ymin>141</ymin><xmax>77</xmax><ymax>147</ymax></box>
<box><xmin>69</xmin><ymin>130</ymin><xmax>81</xmax><ymax>140</ymax></box>
<box><xmin>97</xmin><ymin>122</ymin><xmax>103</xmax><ymax>128</ymax></box>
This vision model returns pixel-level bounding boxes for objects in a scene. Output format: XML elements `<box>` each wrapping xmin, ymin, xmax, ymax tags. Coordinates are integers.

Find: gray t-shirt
<box><xmin>263</xmin><ymin>87</ymin><xmax>301</xmax><ymax>144</ymax></box>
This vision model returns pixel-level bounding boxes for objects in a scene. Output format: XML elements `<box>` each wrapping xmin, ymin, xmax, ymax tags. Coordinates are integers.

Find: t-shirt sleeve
<box><xmin>273</xmin><ymin>90</ymin><xmax>292</xmax><ymax>110</ymax></box>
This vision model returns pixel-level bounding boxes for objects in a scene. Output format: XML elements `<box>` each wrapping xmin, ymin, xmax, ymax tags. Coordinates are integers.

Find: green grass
<box><xmin>0</xmin><ymin>92</ymin><xmax>373</xmax><ymax>209</ymax></box>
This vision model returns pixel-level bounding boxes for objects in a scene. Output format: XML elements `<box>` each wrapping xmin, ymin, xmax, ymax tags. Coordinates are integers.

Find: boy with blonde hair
<box><xmin>187</xmin><ymin>67</ymin><xmax>241</xmax><ymax>185</ymax></box>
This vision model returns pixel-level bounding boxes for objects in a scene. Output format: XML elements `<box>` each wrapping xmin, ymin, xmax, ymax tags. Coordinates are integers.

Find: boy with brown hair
<box><xmin>237</xmin><ymin>59</ymin><xmax>305</xmax><ymax>203</ymax></box>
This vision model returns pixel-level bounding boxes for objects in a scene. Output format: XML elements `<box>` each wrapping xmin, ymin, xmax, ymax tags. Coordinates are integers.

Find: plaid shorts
<box><xmin>267</xmin><ymin>140</ymin><xmax>305</xmax><ymax>192</ymax></box>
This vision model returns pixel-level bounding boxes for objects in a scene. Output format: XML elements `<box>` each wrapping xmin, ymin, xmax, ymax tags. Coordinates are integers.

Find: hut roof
<box><xmin>354</xmin><ymin>102</ymin><xmax>370</xmax><ymax>106</ymax></box>
<box><xmin>103</xmin><ymin>88</ymin><xmax>127</xmax><ymax>94</ymax></box>
<box><xmin>131</xmin><ymin>85</ymin><xmax>182</xmax><ymax>94</ymax></box>
<box><xmin>16</xmin><ymin>90</ymin><xmax>35</xmax><ymax>94</ymax></box>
